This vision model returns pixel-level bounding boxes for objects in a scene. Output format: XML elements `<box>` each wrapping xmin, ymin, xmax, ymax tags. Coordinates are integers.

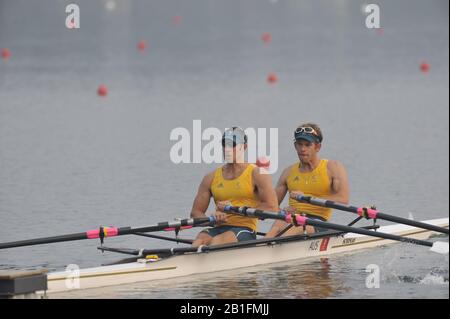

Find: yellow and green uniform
<box><xmin>287</xmin><ymin>159</ymin><xmax>332</xmax><ymax>221</ymax></box>
<box><xmin>211</xmin><ymin>164</ymin><xmax>259</xmax><ymax>231</ymax></box>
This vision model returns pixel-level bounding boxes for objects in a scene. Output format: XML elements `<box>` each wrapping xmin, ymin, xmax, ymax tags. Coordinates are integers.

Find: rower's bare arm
<box><xmin>253</xmin><ymin>168</ymin><xmax>279</xmax><ymax>212</ymax></box>
<box><xmin>264</xmin><ymin>167</ymin><xmax>292</xmax><ymax>238</ymax></box>
<box><xmin>265</xmin><ymin>220</ymin><xmax>289</xmax><ymax>237</ymax></box>
<box><xmin>275</xmin><ymin>166</ymin><xmax>291</xmax><ymax>204</ymax></box>
<box><xmin>190</xmin><ymin>172</ymin><xmax>214</xmax><ymax>218</ymax></box>
<box><xmin>327</xmin><ymin>160</ymin><xmax>349</xmax><ymax>204</ymax></box>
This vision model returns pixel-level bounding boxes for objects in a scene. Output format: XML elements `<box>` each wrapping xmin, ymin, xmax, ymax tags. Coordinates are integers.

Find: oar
<box><xmin>223</xmin><ymin>206</ymin><xmax>449</xmax><ymax>255</ymax></box>
<box><xmin>293</xmin><ymin>195</ymin><xmax>449</xmax><ymax>235</ymax></box>
<box><xmin>0</xmin><ymin>217</ymin><xmax>215</xmax><ymax>250</ymax></box>
<box><xmin>99</xmin><ymin>225</ymin><xmax>381</xmax><ymax>259</ymax></box>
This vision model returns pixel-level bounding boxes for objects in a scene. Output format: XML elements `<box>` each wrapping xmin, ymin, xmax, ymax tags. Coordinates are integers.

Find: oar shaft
<box><xmin>0</xmin><ymin>232</ymin><xmax>88</xmax><ymax>249</ymax></box>
<box><xmin>99</xmin><ymin>245</ymin><xmax>199</xmax><ymax>256</ymax></box>
<box><xmin>375</xmin><ymin>212</ymin><xmax>447</xmax><ymax>234</ymax></box>
<box><xmin>224</xmin><ymin>206</ymin><xmax>434</xmax><ymax>249</ymax></box>
<box><xmin>0</xmin><ymin>217</ymin><xmax>214</xmax><ymax>250</ymax></box>
<box><xmin>308</xmin><ymin>219</ymin><xmax>433</xmax><ymax>247</ymax></box>
<box><xmin>118</xmin><ymin>217</ymin><xmax>213</xmax><ymax>235</ymax></box>
<box><xmin>296</xmin><ymin>196</ymin><xmax>449</xmax><ymax>235</ymax></box>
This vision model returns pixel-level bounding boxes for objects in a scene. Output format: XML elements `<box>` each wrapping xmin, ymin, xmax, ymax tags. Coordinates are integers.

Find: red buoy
<box><xmin>262</xmin><ymin>32</ymin><xmax>272</xmax><ymax>44</ymax></box>
<box><xmin>137</xmin><ymin>40</ymin><xmax>148</xmax><ymax>52</ymax></box>
<box><xmin>267</xmin><ymin>73</ymin><xmax>278</xmax><ymax>84</ymax></box>
<box><xmin>420</xmin><ymin>61</ymin><xmax>430</xmax><ymax>74</ymax></box>
<box><xmin>256</xmin><ymin>156</ymin><xmax>270</xmax><ymax>174</ymax></box>
<box><xmin>1</xmin><ymin>48</ymin><xmax>11</xmax><ymax>60</ymax></box>
<box><xmin>97</xmin><ymin>85</ymin><xmax>108</xmax><ymax>97</ymax></box>
<box><xmin>256</xmin><ymin>156</ymin><xmax>270</xmax><ymax>168</ymax></box>
<box><xmin>173</xmin><ymin>15</ymin><xmax>182</xmax><ymax>25</ymax></box>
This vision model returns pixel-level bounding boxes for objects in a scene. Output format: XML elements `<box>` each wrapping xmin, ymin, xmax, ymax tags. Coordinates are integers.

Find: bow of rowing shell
<box><xmin>43</xmin><ymin>217</ymin><xmax>448</xmax><ymax>295</ymax></box>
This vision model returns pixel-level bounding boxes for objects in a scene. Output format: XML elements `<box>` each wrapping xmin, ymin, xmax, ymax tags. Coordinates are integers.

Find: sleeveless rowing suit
<box><xmin>211</xmin><ymin>164</ymin><xmax>259</xmax><ymax>231</ymax></box>
<box><xmin>286</xmin><ymin>159</ymin><xmax>332</xmax><ymax>221</ymax></box>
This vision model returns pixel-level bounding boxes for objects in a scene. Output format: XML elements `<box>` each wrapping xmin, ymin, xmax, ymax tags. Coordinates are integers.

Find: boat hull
<box><xmin>45</xmin><ymin>218</ymin><xmax>449</xmax><ymax>294</ymax></box>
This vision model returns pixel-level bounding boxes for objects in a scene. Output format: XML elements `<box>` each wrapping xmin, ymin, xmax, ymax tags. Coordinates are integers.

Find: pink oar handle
<box><xmin>357</xmin><ymin>207</ymin><xmax>379</xmax><ymax>219</ymax></box>
<box><xmin>285</xmin><ymin>214</ymin><xmax>307</xmax><ymax>226</ymax></box>
<box><xmin>86</xmin><ymin>227</ymin><xmax>119</xmax><ymax>239</ymax></box>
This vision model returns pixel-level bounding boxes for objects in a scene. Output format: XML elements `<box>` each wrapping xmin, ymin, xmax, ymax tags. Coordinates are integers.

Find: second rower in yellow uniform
<box><xmin>191</xmin><ymin>127</ymin><xmax>279</xmax><ymax>246</ymax></box>
<box><xmin>266</xmin><ymin>123</ymin><xmax>350</xmax><ymax>237</ymax></box>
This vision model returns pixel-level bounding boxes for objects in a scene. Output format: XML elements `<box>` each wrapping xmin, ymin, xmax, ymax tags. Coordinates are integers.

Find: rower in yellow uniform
<box><xmin>191</xmin><ymin>127</ymin><xmax>279</xmax><ymax>246</ymax></box>
<box><xmin>266</xmin><ymin>123</ymin><xmax>350</xmax><ymax>237</ymax></box>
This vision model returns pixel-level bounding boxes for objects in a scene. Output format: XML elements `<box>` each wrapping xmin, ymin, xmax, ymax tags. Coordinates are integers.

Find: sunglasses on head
<box><xmin>295</xmin><ymin>127</ymin><xmax>317</xmax><ymax>135</ymax></box>
<box><xmin>294</xmin><ymin>126</ymin><xmax>322</xmax><ymax>143</ymax></box>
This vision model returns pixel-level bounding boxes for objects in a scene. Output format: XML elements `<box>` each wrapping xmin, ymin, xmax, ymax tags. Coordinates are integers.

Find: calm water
<box><xmin>0</xmin><ymin>0</ymin><xmax>448</xmax><ymax>298</ymax></box>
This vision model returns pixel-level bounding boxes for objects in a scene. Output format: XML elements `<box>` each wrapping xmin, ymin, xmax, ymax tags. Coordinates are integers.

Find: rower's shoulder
<box><xmin>277</xmin><ymin>164</ymin><xmax>297</xmax><ymax>182</ymax></box>
<box><xmin>326</xmin><ymin>159</ymin><xmax>347</xmax><ymax>173</ymax></box>
<box><xmin>249</xmin><ymin>163</ymin><xmax>263</xmax><ymax>174</ymax></box>
<box><xmin>284</xmin><ymin>163</ymin><xmax>297</xmax><ymax>175</ymax></box>
<box><xmin>201</xmin><ymin>169</ymin><xmax>217</xmax><ymax>185</ymax></box>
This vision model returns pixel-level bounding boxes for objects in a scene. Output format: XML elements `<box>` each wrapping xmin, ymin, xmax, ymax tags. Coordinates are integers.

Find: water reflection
<box><xmin>152</xmin><ymin>258</ymin><xmax>346</xmax><ymax>299</ymax></box>
<box><xmin>209</xmin><ymin>258</ymin><xmax>347</xmax><ymax>299</ymax></box>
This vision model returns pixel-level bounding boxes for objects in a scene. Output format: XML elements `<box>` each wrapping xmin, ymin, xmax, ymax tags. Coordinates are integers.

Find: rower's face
<box><xmin>223</xmin><ymin>144</ymin><xmax>246</xmax><ymax>163</ymax></box>
<box><xmin>294</xmin><ymin>140</ymin><xmax>321</xmax><ymax>162</ymax></box>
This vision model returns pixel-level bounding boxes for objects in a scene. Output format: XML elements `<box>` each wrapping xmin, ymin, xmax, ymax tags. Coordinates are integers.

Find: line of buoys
<box><xmin>261</xmin><ymin>32</ymin><xmax>278</xmax><ymax>85</ymax></box>
<box><xmin>3</xmin><ymin>4</ymin><xmax>432</xmax><ymax>98</ymax></box>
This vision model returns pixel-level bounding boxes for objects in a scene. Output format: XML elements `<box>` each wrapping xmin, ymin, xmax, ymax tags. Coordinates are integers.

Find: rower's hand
<box><xmin>216</xmin><ymin>201</ymin><xmax>232</xmax><ymax>212</ymax></box>
<box><xmin>213</xmin><ymin>211</ymin><xmax>228</xmax><ymax>225</ymax></box>
<box><xmin>289</xmin><ymin>191</ymin><xmax>304</xmax><ymax>200</ymax></box>
<box><xmin>214</xmin><ymin>201</ymin><xmax>231</xmax><ymax>225</ymax></box>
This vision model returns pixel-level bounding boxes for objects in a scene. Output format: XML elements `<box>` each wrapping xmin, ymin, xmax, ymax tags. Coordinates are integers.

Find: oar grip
<box><xmin>295</xmin><ymin>195</ymin><xmax>329</xmax><ymax>207</ymax></box>
<box><xmin>208</xmin><ymin>215</ymin><xmax>216</xmax><ymax>223</ymax></box>
<box><xmin>285</xmin><ymin>214</ymin><xmax>307</xmax><ymax>226</ymax></box>
<box><xmin>357</xmin><ymin>207</ymin><xmax>378</xmax><ymax>219</ymax></box>
<box><xmin>86</xmin><ymin>227</ymin><xmax>119</xmax><ymax>239</ymax></box>
<box><xmin>223</xmin><ymin>205</ymin><xmax>249</xmax><ymax>215</ymax></box>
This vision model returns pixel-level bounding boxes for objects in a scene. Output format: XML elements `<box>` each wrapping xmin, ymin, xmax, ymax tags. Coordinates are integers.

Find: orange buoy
<box><xmin>267</xmin><ymin>73</ymin><xmax>278</xmax><ymax>84</ymax></box>
<box><xmin>420</xmin><ymin>61</ymin><xmax>430</xmax><ymax>74</ymax></box>
<box><xmin>1</xmin><ymin>48</ymin><xmax>11</xmax><ymax>60</ymax></box>
<box><xmin>97</xmin><ymin>85</ymin><xmax>108</xmax><ymax>97</ymax></box>
<box><xmin>261</xmin><ymin>32</ymin><xmax>272</xmax><ymax>44</ymax></box>
<box><xmin>137</xmin><ymin>40</ymin><xmax>148</xmax><ymax>52</ymax></box>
